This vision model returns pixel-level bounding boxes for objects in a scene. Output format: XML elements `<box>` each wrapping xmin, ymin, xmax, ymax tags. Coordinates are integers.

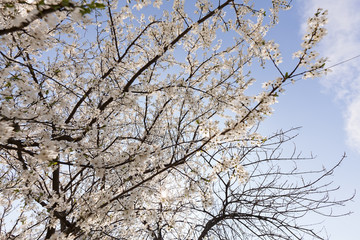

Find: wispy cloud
<box><xmin>300</xmin><ymin>0</ymin><xmax>360</xmax><ymax>152</ymax></box>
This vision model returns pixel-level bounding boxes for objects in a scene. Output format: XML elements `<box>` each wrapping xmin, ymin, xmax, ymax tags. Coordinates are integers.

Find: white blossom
<box><xmin>0</xmin><ymin>121</ymin><xmax>13</xmax><ymax>143</ymax></box>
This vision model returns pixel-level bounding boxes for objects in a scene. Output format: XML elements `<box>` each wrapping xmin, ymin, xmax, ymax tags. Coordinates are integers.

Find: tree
<box><xmin>0</xmin><ymin>0</ymin><xmax>351</xmax><ymax>239</ymax></box>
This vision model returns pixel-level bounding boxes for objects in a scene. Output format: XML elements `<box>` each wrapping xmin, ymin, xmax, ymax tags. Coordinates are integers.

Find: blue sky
<box><xmin>258</xmin><ymin>1</ymin><xmax>360</xmax><ymax>239</ymax></box>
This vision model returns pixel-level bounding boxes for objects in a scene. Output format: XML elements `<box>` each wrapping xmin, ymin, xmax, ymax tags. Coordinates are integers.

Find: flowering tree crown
<box><xmin>0</xmin><ymin>1</ymin><xmax>341</xmax><ymax>239</ymax></box>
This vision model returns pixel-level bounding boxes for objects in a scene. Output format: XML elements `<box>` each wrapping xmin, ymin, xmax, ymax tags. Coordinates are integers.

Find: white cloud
<box><xmin>300</xmin><ymin>0</ymin><xmax>360</xmax><ymax>153</ymax></box>
<box><xmin>346</xmin><ymin>98</ymin><xmax>360</xmax><ymax>149</ymax></box>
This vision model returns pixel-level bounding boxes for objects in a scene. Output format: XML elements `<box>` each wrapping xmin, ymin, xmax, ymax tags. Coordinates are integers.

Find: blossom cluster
<box><xmin>0</xmin><ymin>0</ymin><xmax>329</xmax><ymax>239</ymax></box>
<box><xmin>294</xmin><ymin>8</ymin><xmax>329</xmax><ymax>79</ymax></box>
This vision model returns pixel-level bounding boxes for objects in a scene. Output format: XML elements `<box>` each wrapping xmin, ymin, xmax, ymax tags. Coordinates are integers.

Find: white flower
<box><xmin>38</xmin><ymin>141</ymin><xmax>58</xmax><ymax>162</ymax></box>
<box><xmin>0</xmin><ymin>122</ymin><xmax>13</xmax><ymax>143</ymax></box>
<box><xmin>71</xmin><ymin>8</ymin><xmax>84</xmax><ymax>22</ymax></box>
